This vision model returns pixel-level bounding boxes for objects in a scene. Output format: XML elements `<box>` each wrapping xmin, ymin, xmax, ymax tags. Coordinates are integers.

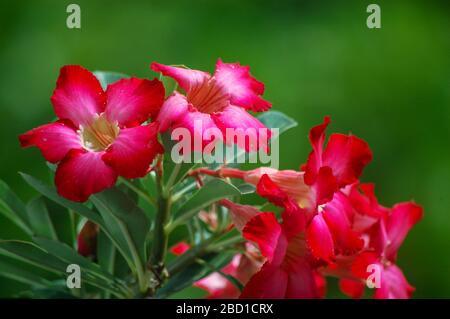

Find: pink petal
<box><xmin>306</xmin><ymin>214</ymin><xmax>335</xmax><ymax>263</ymax></box>
<box><xmin>220</xmin><ymin>199</ymin><xmax>261</xmax><ymax>232</ymax></box>
<box><xmin>212</xmin><ymin>105</ymin><xmax>271</xmax><ymax>152</ymax></box>
<box><xmin>384</xmin><ymin>202</ymin><xmax>423</xmax><ymax>260</ymax></box>
<box><xmin>151</xmin><ymin>62</ymin><xmax>210</xmax><ymax>92</ymax></box>
<box><xmin>172</xmin><ymin>108</ymin><xmax>221</xmax><ymax>152</ymax></box>
<box><xmin>214</xmin><ymin>59</ymin><xmax>271</xmax><ymax>112</ymax></box>
<box><xmin>51</xmin><ymin>65</ymin><xmax>106</xmax><ymax>127</ymax></box>
<box><xmin>105</xmin><ymin>77</ymin><xmax>165</xmax><ymax>127</ymax></box>
<box><xmin>102</xmin><ymin>123</ymin><xmax>163</xmax><ymax>179</ymax></box>
<box><xmin>156</xmin><ymin>92</ymin><xmax>189</xmax><ymax>132</ymax></box>
<box><xmin>19</xmin><ymin>120</ymin><xmax>82</xmax><ymax>163</ymax></box>
<box><xmin>374</xmin><ymin>264</ymin><xmax>415</xmax><ymax>299</ymax></box>
<box><xmin>55</xmin><ymin>149</ymin><xmax>117</xmax><ymax>202</ymax></box>
<box><xmin>243</xmin><ymin>212</ymin><xmax>282</xmax><ymax>262</ymax></box>
<box><xmin>322</xmin><ymin>133</ymin><xmax>373</xmax><ymax>187</ymax></box>
<box><xmin>240</xmin><ymin>263</ymin><xmax>288</xmax><ymax>299</ymax></box>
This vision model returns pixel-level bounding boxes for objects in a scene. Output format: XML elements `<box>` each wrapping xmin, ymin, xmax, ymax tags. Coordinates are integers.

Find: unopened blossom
<box><xmin>151</xmin><ymin>59</ymin><xmax>271</xmax><ymax>152</ymax></box>
<box><xmin>19</xmin><ymin>65</ymin><xmax>164</xmax><ymax>201</ymax></box>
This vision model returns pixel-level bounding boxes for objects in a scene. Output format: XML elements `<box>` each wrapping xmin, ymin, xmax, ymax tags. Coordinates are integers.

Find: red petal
<box><xmin>105</xmin><ymin>77</ymin><xmax>165</xmax><ymax>127</ymax></box>
<box><xmin>170</xmin><ymin>242</ymin><xmax>190</xmax><ymax>256</ymax></box>
<box><xmin>220</xmin><ymin>199</ymin><xmax>261</xmax><ymax>232</ymax></box>
<box><xmin>303</xmin><ymin>116</ymin><xmax>330</xmax><ymax>185</ymax></box>
<box><xmin>384</xmin><ymin>202</ymin><xmax>423</xmax><ymax>261</ymax></box>
<box><xmin>151</xmin><ymin>62</ymin><xmax>210</xmax><ymax>92</ymax></box>
<box><xmin>322</xmin><ymin>192</ymin><xmax>364</xmax><ymax>255</ymax></box>
<box><xmin>256</xmin><ymin>174</ymin><xmax>290</xmax><ymax>207</ymax></box>
<box><xmin>322</xmin><ymin>133</ymin><xmax>373</xmax><ymax>187</ymax></box>
<box><xmin>285</xmin><ymin>261</ymin><xmax>322</xmax><ymax>298</ymax></box>
<box><xmin>19</xmin><ymin>120</ymin><xmax>81</xmax><ymax>163</ymax></box>
<box><xmin>214</xmin><ymin>59</ymin><xmax>271</xmax><ymax>112</ymax></box>
<box><xmin>55</xmin><ymin>149</ymin><xmax>117</xmax><ymax>202</ymax></box>
<box><xmin>339</xmin><ymin>278</ymin><xmax>365</xmax><ymax>299</ymax></box>
<box><xmin>51</xmin><ymin>65</ymin><xmax>106</xmax><ymax>127</ymax></box>
<box><xmin>102</xmin><ymin>123</ymin><xmax>163</xmax><ymax>179</ymax></box>
<box><xmin>240</xmin><ymin>263</ymin><xmax>288</xmax><ymax>299</ymax></box>
<box><xmin>306</xmin><ymin>214</ymin><xmax>335</xmax><ymax>263</ymax></box>
<box><xmin>311</xmin><ymin>166</ymin><xmax>338</xmax><ymax>206</ymax></box>
<box><xmin>243</xmin><ymin>212</ymin><xmax>282</xmax><ymax>262</ymax></box>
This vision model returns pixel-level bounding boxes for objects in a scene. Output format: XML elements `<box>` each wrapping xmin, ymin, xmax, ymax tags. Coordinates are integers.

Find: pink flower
<box><xmin>19</xmin><ymin>65</ymin><xmax>165</xmax><ymax>202</ymax></box>
<box><xmin>151</xmin><ymin>59</ymin><xmax>271</xmax><ymax>152</ymax></box>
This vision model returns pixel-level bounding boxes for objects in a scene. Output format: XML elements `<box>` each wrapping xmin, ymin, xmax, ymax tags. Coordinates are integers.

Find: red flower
<box><xmin>19</xmin><ymin>65</ymin><xmax>164</xmax><ymax>202</ymax></box>
<box><xmin>151</xmin><ymin>59</ymin><xmax>271</xmax><ymax>152</ymax></box>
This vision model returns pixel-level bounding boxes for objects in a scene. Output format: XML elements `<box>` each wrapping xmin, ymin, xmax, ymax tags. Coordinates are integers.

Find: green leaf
<box><xmin>0</xmin><ymin>257</ymin><xmax>50</xmax><ymax>288</ymax></box>
<box><xmin>93</xmin><ymin>71</ymin><xmax>129</xmax><ymax>90</ymax></box>
<box><xmin>0</xmin><ymin>179</ymin><xmax>32</xmax><ymax>235</ymax></box>
<box><xmin>20</xmin><ymin>173</ymin><xmax>103</xmax><ymax>226</ymax></box>
<box><xmin>258</xmin><ymin>110</ymin><xmax>298</xmax><ymax>134</ymax></box>
<box><xmin>26</xmin><ymin>197</ymin><xmax>58</xmax><ymax>240</ymax></box>
<box><xmin>91</xmin><ymin>187</ymin><xmax>150</xmax><ymax>269</ymax></box>
<box><xmin>157</xmin><ymin>251</ymin><xmax>234</xmax><ymax>298</ymax></box>
<box><xmin>0</xmin><ymin>239</ymin><xmax>129</xmax><ymax>297</ymax></box>
<box><xmin>97</xmin><ymin>230</ymin><xmax>116</xmax><ymax>275</ymax></box>
<box><xmin>172</xmin><ymin>179</ymin><xmax>241</xmax><ymax>226</ymax></box>
<box><xmin>236</xmin><ymin>183</ymin><xmax>256</xmax><ymax>195</ymax></box>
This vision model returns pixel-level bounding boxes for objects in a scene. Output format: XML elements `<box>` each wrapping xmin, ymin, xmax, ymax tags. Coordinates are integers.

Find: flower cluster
<box><xmin>19</xmin><ymin>60</ymin><xmax>270</xmax><ymax>201</ymax></box>
<box><xmin>192</xmin><ymin>117</ymin><xmax>423</xmax><ymax>299</ymax></box>
<box><xmin>18</xmin><ymin>60</ymin><xmax>422</xmax><ymax>299</ymax></box>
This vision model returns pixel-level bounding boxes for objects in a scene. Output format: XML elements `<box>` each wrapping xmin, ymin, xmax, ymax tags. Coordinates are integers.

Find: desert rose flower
<box><xmin>19</xmin><ymin>65</ymin><xmax>165</xmax><ymax>202</ymax></box>
<box><xmin>151</xmin><ymin>59</ymin><xmax>271</xmax><ymax>152</ymax></box>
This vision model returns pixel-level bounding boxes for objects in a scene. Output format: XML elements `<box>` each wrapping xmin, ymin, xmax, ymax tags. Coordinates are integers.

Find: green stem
<box><xmin>149</xmin><ymin>157</ymin><xmax>172</xmax><ymax>291</ymax></box>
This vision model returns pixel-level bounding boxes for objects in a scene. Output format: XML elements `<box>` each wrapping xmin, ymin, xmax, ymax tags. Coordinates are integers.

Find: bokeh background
<box><xmin>0</xmin><ymin>0</ymin><xmax>449</xmax><ymax>298</ymax></box>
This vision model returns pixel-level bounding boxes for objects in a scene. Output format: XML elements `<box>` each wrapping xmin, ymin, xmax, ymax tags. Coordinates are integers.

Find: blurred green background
<box><xmin>0</xmin><ymin>0</ymin><xmax>449</xmax><ymax>298</ymax></box>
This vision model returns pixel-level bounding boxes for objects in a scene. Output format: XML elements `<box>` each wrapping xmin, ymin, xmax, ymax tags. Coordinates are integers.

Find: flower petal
<box><xmin>51</xmin><ymin>65</ymin><xmax>106</xmax><ymax>127</ymax></box>
<box><xmin>151</xmin><ymin>62</ymin><xmax>210</xmax><ymax>92</ymax></box>
<box><xmin>243</xmin><ymin>212</ymin><xmax>282</xmax><ymax>262</ymax></box>
<box><xmin>19</xmin><ymin>120</ymin><xmax>82</xmax><ymax>163</ymax></box>
<box><xmin>306</xmin><ymin>214</ymin><xmax>335</xmax><ymax>263</ymax></box>
<box><xmin>55</xmin><ymin>149</ymin><xmax>117</xmax><ymax>202</ymax></box>
<box><xmin>105</xmin><ymin>77</ymin><xmax>165</xmax><ymax>127</ymax></box>
<box><xmin>286</xmin><ymin>260</ymin><xmax>322</xmax><ymax>298</ymax></box>
<box><xmin>102</xmin><ymin>123</ymin><xmax>163</xmax><ymax>179</ymax></box>
<box><xmin>156</xmin><ymin>92</ymin><xmax>189</xmax><ymax>132</ymax></box>
<box><xmin>322</xmin><ymin>133</ymin><xmax>373</xmax><ymax>187</ymax></box>
<box><xmin>384</xmin><ymin>202</ymin><xmax>423</xmax><ymax>261</ymax></box>
<box><xmin>220</xmin><ymin>199</ymin><xmax>261</xmax><ymax>232</ymax></box>
<box><xmin>303</xmin><ymin>116</ymin><xmax>330</xmax><ymax>185</ymax></box>
<box><xmin>240</xmin><ymin>263</ymin><xmax>288</xmax><ymax>299</ymax></box>
<box><xmin>214</xmin><ymin>59</ymin><xmax>271</xmax><ymax>112</ymax></box>
<box><xmin>339</xmin><ymin>278</ymin><xmax>365</xmax><ymax>299</ymax></box>
<box><xmin>374</xmin><ymin>264</ymin><xmax>415</xmax><ymax>299</ymax></box>
<box><xmin>212</xmin><ymin>105</ymin><xmax>271</xmax><ymax>152</ymax></box>
<box><xmin>322</xmin><ymin>192</ymin><xmax>364</xmax><ymax>255</ymax></box>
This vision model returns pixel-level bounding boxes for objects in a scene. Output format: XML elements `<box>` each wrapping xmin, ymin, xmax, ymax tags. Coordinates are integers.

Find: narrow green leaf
<box><xmin>19</xmin><ymin>173</ymin><xmax>103</xmax><ymax>226</ymax></box>
<box><xmin>0</xmin><ymin>179</ymin><xmax>32</xmax><ymax>235</ymax></box>
<box><xmin>258</xmin><ymin>110</ymin><xmax>298</xmax><ymax>134</ymax></box>
<box><xmin>26</xmin><ymin>197</ymin><xmax>58</xmax><ymax>240</ymax></box>
<box><xmin>0</xmin><ymin>258</ymin><xmax>50</xmax><ymax>288</ymax></box>
<box><xmin>91</xmin><ymin>187</ymin><xmax>150</xmax><ymax>267</ymax></box>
